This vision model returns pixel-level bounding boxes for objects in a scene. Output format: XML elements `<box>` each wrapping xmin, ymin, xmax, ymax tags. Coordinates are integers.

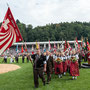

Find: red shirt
<box><xmin>87</xmin><ymin>53</ymin><xmax>90</xmax><ymax>61</ymax></box>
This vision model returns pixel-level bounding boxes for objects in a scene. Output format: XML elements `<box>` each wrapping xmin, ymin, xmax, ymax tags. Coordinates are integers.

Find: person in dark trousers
<box><xmin>26</xmin><ymin>53</ymin><xmax>29</xmax><ymax>63</ymax></box>
<box><xmin>31</xmin><ymin>50</ymin><xmax>46</xmax><ymax>88</ymax></box>
<box><xmin>84</xmin><ymin>50</ymin><xmax>87</xmax><ymax>62</ymax></box>
<box><xmin>46</xmin><ymin>50</ymin><xmax>54</xmax><ymax>84</ymax></box>
<box><xmin>22</xmin><ymin>54</ymin><xmax>25</xmax><ymax>63</ymax></box>
<box><xmin>78</xmin><ymin>51</ymin><xmax>82</xmax><ymax>69</ymax></box>
<box><xmin>4</xmin><ymin>54</ymin><xmax>7</xmax><ymax>63</ymax></box>
<box><xmin>15</xmin><ymin>54</ymin><xmax>19</xmax><ymax>63</ymax></box>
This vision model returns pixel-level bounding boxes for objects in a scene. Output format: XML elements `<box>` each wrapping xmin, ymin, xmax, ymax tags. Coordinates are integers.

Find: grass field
<box><xmin>0</xmin><ymin>57</ymin><xmax>90</xmax><ymax>90</ymax></box>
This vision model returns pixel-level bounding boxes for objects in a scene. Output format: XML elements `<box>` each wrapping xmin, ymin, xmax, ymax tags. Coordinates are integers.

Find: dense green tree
<box><xmin>15</xmin><ymin>21</ymin><xmax>90</xmax><ymax>42</ymax></box>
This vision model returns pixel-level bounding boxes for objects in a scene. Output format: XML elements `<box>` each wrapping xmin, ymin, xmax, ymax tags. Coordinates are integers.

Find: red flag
<box><xmin>54</xmin><ymin>42</ymin><xmax>56</xmax><ymax>52</ymax></box>
<box><xmin>25</xmin><ymin>42</ymin><xmax>27</xmax><ymax>52</ymax></box>
<box><xmin>49</xmin><ymin>40</ymin><xmax>51</xmax><ymax>50</ymax></box>
<box><xmin>87</xmin><ymin>44</ymin><xmax>90</xmax><ymax>51</ymax></box>
<box><xmin>67</xmin><ymin>42</ymin><xmax>72</xmax><ymax>51</ymax></box>
<box><xmin>87</xmin><ymin>39</ymin><xmax>89</xmax><ymax>50</ymax></box>
<box><xmin>32</xmin><ymin>51</ymin><xmax>34</xmax><ymax>55</ymax></box>
<box><xmin>75</xmin><ymin>37</ymin><xmax>80</xmax><ymax>48</ymax></box>
<box><xmin>21</xmin><ymin>45</ymin><xmax>24</xmax><ymax>53</ymax></box>
<box><xmin>64</xmin><ymin>40</ymin><xmax>67</xmax><ymax>52</ymax></box>
<box><xmin>0</xmin><ymin>7</ymin><xmax>23</xmax><ymax>55</ymax></box>
<box><xmin>87</xmin><ymin>41</ymin><xmax>89</xmax><ymax>46</ymax></box>
<box><xmin>74</xmin><ymin>37</ymin><xmax>81</xmax><ymax>52</ymax></box>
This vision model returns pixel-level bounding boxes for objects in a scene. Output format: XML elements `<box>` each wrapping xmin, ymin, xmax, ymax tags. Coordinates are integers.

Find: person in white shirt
<box><xmin>62</xmin><ymin>52</ymin><xmax>68</xmax><ymax>76</ymax></box>
<box><xmin>46</xmin><ymin>50</ymin><xmax>54</xmax><ymax>84</ymax></box>
<box><xmin>4</xmin><ymin>54</ymin><xmax>7</xmax><ymax>63</ymax></box>
<box><xmin>70</xmin><ymin>49</ymin><xmax>79</xmax><ymax>80</ymax></box>
<box><xmin>10</xmin><ymin>55</ymin><xmax>14</xmax><ymax>63</ymax></box>
<box><xmin>55</xmin><ymin>51</ymin><xmax>63</xmax><ymax>78</ymax></box>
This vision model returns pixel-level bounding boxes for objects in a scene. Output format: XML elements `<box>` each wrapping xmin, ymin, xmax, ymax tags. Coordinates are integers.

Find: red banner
<box><xmin>0</xmin><ymin>7</ymin><xmax>23</xmax><ymax>55</ymax></box>
<box><xmin>25</xmin><ymin>42</ymin><xmax>27</xmax><ymax>52</ymax></box>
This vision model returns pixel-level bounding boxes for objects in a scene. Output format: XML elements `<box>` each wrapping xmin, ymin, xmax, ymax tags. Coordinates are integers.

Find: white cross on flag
<box><xmin>0</xmin><ymin>7</ymin><xmax>23</xmax><ymax>55</ymax></box>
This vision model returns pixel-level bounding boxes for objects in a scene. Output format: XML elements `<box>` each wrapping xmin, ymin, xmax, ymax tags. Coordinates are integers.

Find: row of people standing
<box><xmin>2</xmin><ymin>54</ymin><xmax>30</xmax><ymax>63</ymax></box>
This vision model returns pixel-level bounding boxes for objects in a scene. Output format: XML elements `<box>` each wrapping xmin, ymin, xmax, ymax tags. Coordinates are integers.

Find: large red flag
<box><xmin>0</xmin><ymin>7</ymin><xmax>23</xmax><ymax>55</ymax></box>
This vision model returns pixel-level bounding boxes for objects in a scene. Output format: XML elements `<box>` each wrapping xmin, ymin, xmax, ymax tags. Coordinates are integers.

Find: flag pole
<box><xmin>7</xmin><ymin>3</ymin><xmax>9</xmax><ymax>7</ymax></box>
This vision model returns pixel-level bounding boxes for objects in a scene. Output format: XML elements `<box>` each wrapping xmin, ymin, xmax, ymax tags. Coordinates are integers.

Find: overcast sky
<box><xmin>0</xmin><ymin>0</ymin><xmax>90</xmax><ymax>27</ymax></box>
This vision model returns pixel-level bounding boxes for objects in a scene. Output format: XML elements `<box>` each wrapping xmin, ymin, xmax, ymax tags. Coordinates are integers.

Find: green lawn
<box><xmin>0</xmin><ymin>57</ymin><xmax>90</xmax><ymax>90</ymax></box>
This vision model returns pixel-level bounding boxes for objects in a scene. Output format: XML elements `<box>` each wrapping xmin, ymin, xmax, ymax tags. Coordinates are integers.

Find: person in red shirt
<box><xmin>87</xmin><ymin>51</ymin><xmax>90</xmax><ymax>64</ymax></box>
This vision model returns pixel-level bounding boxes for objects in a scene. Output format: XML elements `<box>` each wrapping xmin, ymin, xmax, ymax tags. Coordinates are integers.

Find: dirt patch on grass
<box><xmin>0</xmin><ymin>64</ymin><xmax>21</xmax><ymax>74</ymax></box>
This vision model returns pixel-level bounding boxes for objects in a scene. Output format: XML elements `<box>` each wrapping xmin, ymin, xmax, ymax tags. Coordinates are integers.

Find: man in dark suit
<box><xmin>31</xmin><ymin>50</ymin><xmax>46</xmax><ymax>88</ymax></box>
<box><xmin>46</xmin><ymin>50</ymin><xmax>54</xmax><ymax>84</ymax></box>
<box><xmin>22</xmin><ymin>54</ymin><xmax>25</xmax><ymax>63</ymax></box>
<box><xmin>78</xmin><ymin>51</ymin><xmax>82</xmax><ymax>68</ymax></box>
<box><xmin>26</xmin><ymin>53</ymin><xmax>29</xmax><ymax>63</ymax></box>
<box><xmin>15</xmin><ymin>54</ymin><xmax>19</xmax><ymax>63</ymax></box>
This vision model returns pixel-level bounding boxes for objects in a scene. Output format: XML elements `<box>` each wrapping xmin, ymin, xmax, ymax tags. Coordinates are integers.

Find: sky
<box><xmin>0</xmin><ymin>0</ymin><xmax>90</xmax><ymax>27</ymax></box>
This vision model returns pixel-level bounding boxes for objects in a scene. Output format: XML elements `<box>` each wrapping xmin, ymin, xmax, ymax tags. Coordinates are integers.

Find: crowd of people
<box><xmin>1</xmin><ymin>48</ymin><xmax>90</xmax><ymax>88</ymax></box>
<box><xmin>2</xmin><ymin>53</ymin><xmax>30</xmax><ymax>63</ymax></box>
<box><xmin>29</xmin><ymin>49</ymin><xmax>86</xmax><ymax>88</ymax></box>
